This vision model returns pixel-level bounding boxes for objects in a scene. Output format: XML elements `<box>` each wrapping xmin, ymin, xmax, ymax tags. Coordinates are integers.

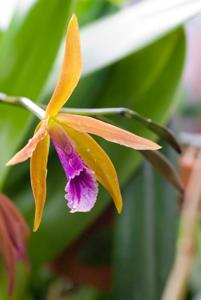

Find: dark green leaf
<box><xmin>137</xmin><ymin>116</ymin><xmax>182</xmax><ymax>153</ymax></box>
<box><xmin>113</xmin><ymin>161</ymin><xmax>178</xmax><ymax>300</ymax></box>
<box><xmin>141</xmin><ymin>150</ymin><xmax>183</xmax><ymax>193</ymax></box>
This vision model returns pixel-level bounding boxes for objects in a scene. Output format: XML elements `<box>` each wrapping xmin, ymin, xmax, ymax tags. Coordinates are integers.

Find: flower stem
<box><xmin>0</xmin><ymin>92</ymin><xmax>180</xmax><ymax>153</ymax></box>
<box><xmin>58</xmin><ymin>107</ymin><xmax>181</xmax><ymax>153</ymax></box>
<box><xmin>0</xmin><ymin>92</ymin><xmax>183</xmax><ymax>193</ymax></box>
<box><xmin>0</xmin><ymin>92</ymin><xmax>45</xmax><ymax>119</ymax></box>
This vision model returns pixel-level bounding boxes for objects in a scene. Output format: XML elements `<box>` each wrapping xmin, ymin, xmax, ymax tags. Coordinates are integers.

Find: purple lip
<box><xmin>50</xmin><ymin>124</ymin><xmax>98</xmax><ymax>212</ymax></box>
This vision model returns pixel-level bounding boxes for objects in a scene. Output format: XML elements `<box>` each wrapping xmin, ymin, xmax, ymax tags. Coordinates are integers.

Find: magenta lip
<box><xmin>50</xmin><ymin>124</ymin><xmax>98</xmax><ymax>212</ymax></box>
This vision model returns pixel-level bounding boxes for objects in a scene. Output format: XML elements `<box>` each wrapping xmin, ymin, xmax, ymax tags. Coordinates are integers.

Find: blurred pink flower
<box><xmin>184</xmin><ymin>18</ymin><xmax>201</xmax><ymax>100</ymax></box>
<box><xmin>0</xmin><ymin>193</ymin><xmax>30</xmax><ymax>295</ymax></box>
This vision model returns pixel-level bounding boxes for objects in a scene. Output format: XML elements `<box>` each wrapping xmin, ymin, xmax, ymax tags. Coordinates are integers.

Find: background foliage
<box><xmin>0</xmin><ymin>0</ymin><xmax>200</xmax><ymax>299</ymax></box>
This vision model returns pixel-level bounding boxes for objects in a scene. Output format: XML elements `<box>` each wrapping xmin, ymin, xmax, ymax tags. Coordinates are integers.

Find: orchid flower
<box><xmin>7</xmin><ymin>15</ymin><xmax>160</xmax><ymax>232</ymax></box>
<box><xmin>0</xmin><ymin>193</ymin><xmax>30</xmax><ymax>295</ymax></box>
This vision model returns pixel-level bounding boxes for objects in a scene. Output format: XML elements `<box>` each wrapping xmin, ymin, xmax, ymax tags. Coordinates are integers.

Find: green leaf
<box><xmin>0</xmin><ymin>263</ymin><xmax>30</xmax><ymax>300</ymax></box>
<box><xmin>125</xmin><ymin>109</ymin><xmax>182</xmax><ymax>153</ymax></box>
<box><xmin>48</xmin><ymin>0</ymin><xmax>197</xmax><ymax>83</ymax></box>
<box><xmin>77</xmin><ymin>287</ymin><xmax>111</xmax><ymax>300</ymax></box>
<box><xmin>141</xmin><ymin>150</ymin><xmax>183</xmax><ymax>193</ymax></box>
<box><xmin>140</xmin><ymin>117</ymin><xmax>182</xmax><ymax>153</ymax></box>
<box><xmin>0</xmin><ymin>0</ymin><xmax>76</xmax><ymax>187</ymax></box>
<box><xmin>92</xmin><ymin>28</ymin><xmax>185</xmax><ymax>183</ymax></box>
<box><xmin>7</xmin><ymin>28</ymin><xmax>185</xmax><ymax>267</ymax></box>
<box><xmin>0</xmin><ymin>29</ymin><xmax>3</xmax><ymax>44</ymax></box>
<box><xmin>75</xmin><ymin>0</ymin><xmax>107</xmax><ymax>26</ymax></box>
<box><xmin>80</xmin><ymin>0</ymin><xmax>199</xmax><ymax>74</ymax></box>
<box><xmin>113</xmin><ymin>160</ymin><xmax>178</xmax><ymax>300</ymax></box>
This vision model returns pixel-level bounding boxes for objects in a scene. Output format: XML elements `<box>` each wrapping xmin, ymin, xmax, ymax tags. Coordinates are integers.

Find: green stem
<box><xmin>0</xmin><ymin>92</ymin><xmax>181</xmax><ymax>153</ymax></box>
<box><xmin>59</xmin><ymin>107</ymin><xmax>181</xmax><ymax>153</ymax></box>
<box><xmin>0</xmin><ymin>92</ymin><xmax>45</xmax><ymax>119</ymax></box>
<box><xmin>0</xmin><ymin>92</ymin><xmax>183</xmax><ymax>192</ymax></box>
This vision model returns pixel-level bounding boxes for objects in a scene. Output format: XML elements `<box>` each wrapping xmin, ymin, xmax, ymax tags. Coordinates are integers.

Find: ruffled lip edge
<box><xmin>65</xmin><ymin>167</ymin><xmax>98</xmax><ymax>213</ymax></box>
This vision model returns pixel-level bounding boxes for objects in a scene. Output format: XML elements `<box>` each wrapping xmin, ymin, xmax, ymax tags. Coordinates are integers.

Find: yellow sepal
<box><xmin>30</xmin><ymin>134</ymin><xmax>50</xmax><ymax>232</ymax></box>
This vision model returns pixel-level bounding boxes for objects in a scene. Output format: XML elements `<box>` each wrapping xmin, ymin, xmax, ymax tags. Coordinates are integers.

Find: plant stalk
<box><xmin>0</xmin><ymin>93</ymin><xmax>45</xmax><ymax>119</ymax></box>
<box><xmin>0</xmin><ymin>92</ymin><xmax>181</xmax><ymax>153</ymax></box>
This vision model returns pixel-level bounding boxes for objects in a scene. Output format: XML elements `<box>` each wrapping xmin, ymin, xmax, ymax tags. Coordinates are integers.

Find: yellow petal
<box><xmin>30</xmin><ymin>135</ymin><xmax>50</xmax><ymax>232</ymax></box>
<box><xmin>61</xmin><ymin>124</ymin><xmax>122</xmax><ymax>213</ymax></box>
<box><xmin>46</xmin><ymin>15</ymin><xmax>82</xmax><ymax>117</ymax></box>
<box><xmin>58</xmin><ymin>114</ymin><xmax>161</xmax><ymax>150</ymax></box>
<box><xmin>6</xmin><ymin>120</ymin><xmax>48</xmax><ymax>166</ymax></box>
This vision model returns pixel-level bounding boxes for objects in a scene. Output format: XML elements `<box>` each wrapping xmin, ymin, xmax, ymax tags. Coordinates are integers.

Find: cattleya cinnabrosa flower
<box><xmin>0</xmin><ymin>193</ymin><xmax>30</xmax><ymax>294</ymax></box>
<box><xmin>7</xmin><ymin>15</ymin><xmax>160</xmax><ymax>232</ymax></box>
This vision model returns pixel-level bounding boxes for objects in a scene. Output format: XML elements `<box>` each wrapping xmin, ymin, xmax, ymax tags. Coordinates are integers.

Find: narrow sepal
<box><xmin>46</xmin><ymin>15</ymin><xmax>82</xmax><ymax>117</ymax></box>
<box><xmin>30</xmin><ymin>135</ymin><xmax>50</xmax><ymax>231</ymax></box>
<box><xmin>6</xmin><ymin>120</ymin><xmax>48</xmax><ymax>166</ymax></box>
<box><xmin>58</xmin><ymin>114</ymin><xmax>161</xmax><ymax>151</ymax></box>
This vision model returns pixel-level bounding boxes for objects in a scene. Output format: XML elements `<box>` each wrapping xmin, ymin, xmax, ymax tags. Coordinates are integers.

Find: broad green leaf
<box><xmin>93</xmin><ymin>28</ymin><xmax>185</xmax><ymax>183</ymax></box>
<box><xmin>81</xmin><ymin>0</ymin><xmax>199</xmax><ymax>75</ymax></box>
<box><xmin>0</xmin><ymin>29</ymin><xmax>3</xmax><ymax>44</ymax></box>
<box><xmin>48</xmin><ymin>0</ymin><xmax>199</xmax><ymax>86</ymax></box>
<box><xmin>6</xmin><ymin>28</ymin><xmax>185</xmax><ymax>267</ymax></box>
<box><xmin>76</xmin><ymin>0</ymin><xmax>107</xmax><ymax>26</ymax></box>
<box><xmin>0</xmin><ymin>0</ymin><xmax>76</xmax><ymax>187</ymax></box>
<box><xmin>108</xmin><ymin>0</ymin><xmax>126</xmax><ymax>5</ymax></box>
<box><xmin>113</xmin><ymin>160</ymin><xmax>178</xmax><ymax>300</ymax></box>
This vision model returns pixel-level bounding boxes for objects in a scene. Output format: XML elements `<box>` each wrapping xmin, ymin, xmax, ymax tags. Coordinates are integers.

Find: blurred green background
<box><xmin>0</xmin><ymin>0</ymin><xmax>201</xmax><ymax>299</ymax></box>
